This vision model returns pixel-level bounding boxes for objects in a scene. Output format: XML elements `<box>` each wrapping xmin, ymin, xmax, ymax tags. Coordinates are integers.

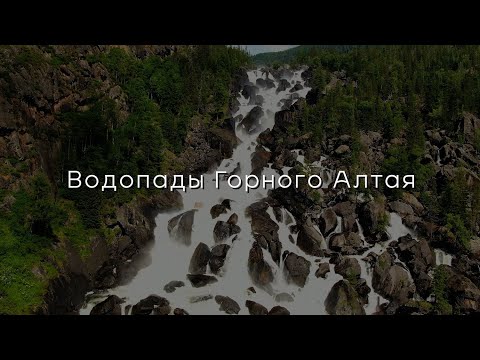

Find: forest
<box><xmin>289</xmin><ymin>45</ymin><xmax>480</xmax><ymax>252</ymax></box>
<box><xmin>0</xmin><ymin>45</ymin><xmax>250</xmax><ymax>313</ymax></box>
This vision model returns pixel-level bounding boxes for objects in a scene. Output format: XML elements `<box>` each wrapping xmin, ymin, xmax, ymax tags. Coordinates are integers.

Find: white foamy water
<box><xmin>80</xmin><ymin>68</ymin><xmax>423</xmax><ymax>315</ymax></box>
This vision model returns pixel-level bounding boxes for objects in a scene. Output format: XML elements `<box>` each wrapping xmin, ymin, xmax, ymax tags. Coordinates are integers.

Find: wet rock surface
<box><xmin>90</xmin><ymin>295</ymin><xmax>123</xmax><ymax>315</ymax></box>
<box><xmin>325</xmin><ymin>280</ymin><xmax>365</xmax><ymax>315</ymax></box>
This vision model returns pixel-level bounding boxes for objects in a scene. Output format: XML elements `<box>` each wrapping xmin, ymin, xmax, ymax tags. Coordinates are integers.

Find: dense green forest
<box><xmin>290</xmin><ymin>45</ymin><xmax>480</xmax><ymax>251</ymax></box>
<box><xmin>61</xmin><ymin>46</ymin><xmax>250</xmax><ymax>225</ymax></box>
<box><xmin>0</xmin><ymin>45</ymin><xmax>250</xmax><ymax>314</ymax></box>
<box><xmin>252</xmin><ymin>45</ymin><xmax>356</xmax><ymax>65</ymax></box>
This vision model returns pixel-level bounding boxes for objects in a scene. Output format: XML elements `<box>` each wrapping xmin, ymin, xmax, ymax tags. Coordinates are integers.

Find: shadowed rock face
<box><xmin>248</xmin><ymin>241</ymin><xmax>274</xmax><ymax>287</ymax></box>
<box><xmin>325</xmin><ymin>280</ymin><xmax>365</xmax><ymax>315</ymax></box>
<box><xmin>189</xmin><ymin>243</ymin><xmax>211</xmax><ymax>275</ymax></box>
<box><xmin>187</xmin><ymin>274</ymin><xmax>218</xmax><ymax>288</ymax></box>
<box><xmin>168</xmin><ymin>210</ymin><xmax>196</xmax><ymax>246</ymax></box>
<box><xmin>283</xmin><ymin>251</ymin><xmax>311</xmax><ymax>287</ymax></box>
<box><xmin>372</xmin><ymin>252</ymin><xmax>415</xmax><ymax>305</ymax></box>
<box><xmin>215</xmin><ymin>295</ymin><xmax>240</xmax><ymax>314</ymax></box>
<box><xmin>90</xmin><ymin>295</ymin><xmax>123</xmax><ymax>315</ymax></box>
<box><xmin>245</xmin><ymin>300</ymin><xmax>268</xmax><ymax>315</ymax></box>
<box><xmin>296</xmin><ymin>219</ymin><xmax>325</xmax><ymax>256</ymax></box>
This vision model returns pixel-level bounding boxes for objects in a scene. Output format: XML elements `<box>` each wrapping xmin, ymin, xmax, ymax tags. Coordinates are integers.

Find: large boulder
<box><xmin>297</xmin><ymin>219</ymin><xmax>325</xmax><ymax>256</ymax></box>
<box><xmin>401</xmin><ymin>192</ymin><xmax>424</xmax><ymax>215</ymax></box>
<box><xmin>251</xmin><ymin>146</ymin><xmax>272</xmax><ymax>175</ymax></box>
<box><xmin>318</xmin><ymin>208</ymin><xmax>338</xmax><ymax>237</ymax></box>
<box><xmin>329</xmin><ymin>232</ymin><xmax>363</xmax><ymax>255</ymax></box>
<box><xmin>210</xmin><ymin>204</ymin><xmax>227</xmax><ymax>219</ymax></box>
<box><xmin>334</xmin><ymin>257</ymin><xmax>361</xmax><ymax>282</ymax></box>
<box><xmin>239</xmin><ymin>106</ymin><xmax>264</xmax><ymax>133</ymax></box>
<box><xmin>245</xmin><ymin>300</ymin><xmax>268</xmax><ymax>315</ymax></box>
<box><xmin>315</xmin><ymin>262</ymin><xmax>331</xmax><ymax>278</ymax></box>
<box><xmin>395</xmin><ymin>234</ymin><xmax>435</xmax><ymax>298</ymax></box>
<box><xmin>213</xmin><ymin>221</ymin><xmax>241</xmax><ymax>243</ymax></box>
<box><xmin>276</xmin><ymin>79</ymin><xmax>292</xmax><ymax>93</ymax></box>
<box><xmin>248</xmin><ymin>202</ymin><xmax>282</xmax><ymax>263</ymax></box>
<box><xmin>459</xmin><ymin>112</ymin><xmax>480</xmax><ymax>145</ymax></box>
<box><xmin>189</xmin><ymin>242</ymin><xmax>211</xmax><ymax>275</ymax></box>
<box><xmin>388</xmin><ymin>201</ymin><xmax>414</xmax><ymax>218</ymax></box>
<box><xmin>248</xmin><ymin>241</ymin><xmax>274</xmax><ymax>287</ymax></box>
<box><xmin>209</xmin><ymin>244</ymin><xmax>230</xmax><ymax>274</ymax></box>
<box><xmin>441</xmin><ymin>265</ymin><xmax>480</xmax><ymax>313</ymax></box>
<box><xmin>168</xmin><ymin>210</ymin><xmax>196</xmax><ymax>246</ymax></box>
<box><xmin>131</xmin><ymin>295</ymin><xmax>169</xmax><ymax>315</ymax></box>
<box><xmin>215</xmin><ymin>295</ymin><xmax>240</xmax><ymax>314</ymax></box>
<box><xmin>452</xmin><ymin>255</ymin><xmax>480</xmax><ymax>289</ymax></box>
<box><xmin>163</xmin><ymin>280</ymin><xmax>185</xmax><ymax>293</ymax></box>
<box><xmin>358</xmin><ymin>200</ymin><xmax>387</xmax><ymax>236</ymax></box>
<box><xmin>283</xmin><ymin>251</ymin><xmax>311</xmax><ymax>287</ymax></box>
<box><xmin>372</xmin><ymin>252</ymin><xmax>415</xmax><ymax>305</ymax></box>
<box><xmin>187</xmin><ymin>274</ymin><xmax>218</xmax><ymax>288</ymax></box>
<box><xmin>268</xmin><ymin>306</ymin><xmax>290</xmax><ymax>315</ymax></box>
<box><xmin>90</xmin><ymin>295</ymin><xmax>123</xmax><ymax>315</ymax></box>
<box><xmin>332</xmin><ymin>201</ymin><xmax>356</xmax><ymax>218</ymax></box>
<box><xmin>289</xmin><ymin>83</ymin><xmax>304</xmax><ymax>92</ymax></box>
<box><xmin>241</xmin><ymin>84</ymin><xmax>258</xmax><ymax>100</ymax></box>
<box><xmin>325</xmin><ymin>280</ymin><xmax>366</xmax><ymax>315</ymax></box>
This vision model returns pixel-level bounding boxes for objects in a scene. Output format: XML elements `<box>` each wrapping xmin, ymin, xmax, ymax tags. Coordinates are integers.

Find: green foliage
<box><xmin>58</xmin><ymin>46</ymin><xmax>250</xmax><ymax>222</ymax></box>
<box><xmin>14</xmin><ymin>46</ymin><xmax>46</xmax><ymax>67</ymax></box>
<box><xmin>251</xmin><ymin>45</ymin><xmax>357</xmax><ymax>65</ymax></box>
<box><xmin>432</xmin><ymin>266</ymin><xmax>453</xmax><ymax>315</ymax></box>
<box><xmin>381</xmin><ymin>144</ymin><xmax>435</xmax><ymax>194</ymax></box>
<box><xmin>446</xmin><ymin>213</ymin><xmax>471</xmax><ymax>249</ymax></box>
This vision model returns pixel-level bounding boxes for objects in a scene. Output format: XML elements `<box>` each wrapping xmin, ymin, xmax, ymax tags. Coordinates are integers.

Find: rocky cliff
<box><xmin>0</xmin><ymin>45</ymin><xmax>243</xmax><ymax>314</ymax></box>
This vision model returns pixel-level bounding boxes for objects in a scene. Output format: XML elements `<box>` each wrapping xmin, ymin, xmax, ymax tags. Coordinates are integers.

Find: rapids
<box><xmin>80</xmin><ymin>68</ymin><xmax>423</xmax><ymax>315</ymax></box>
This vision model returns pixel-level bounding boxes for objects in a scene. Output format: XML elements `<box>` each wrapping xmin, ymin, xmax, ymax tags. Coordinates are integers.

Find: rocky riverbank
<box><xmin>0</xmin><ymin>45</ymin><xmax>247</xmax><ymax>314</ymax></box>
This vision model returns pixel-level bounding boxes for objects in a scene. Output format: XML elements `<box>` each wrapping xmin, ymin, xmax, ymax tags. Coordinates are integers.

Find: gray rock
<box><xmin>318</xmin><ymin>208</ymin><xmax>338</xmax><ymax>236</ymax></box>
<box><xmin>187</xmin><ymin>274</ymin><xmax>218</xmax><ymax>288</ymax></box>
<box><xmin>325</xmin><ymin>280</ymin><xmax>365</xmax><ymax>315</ymax></box>
<box><xmin>215</xmin><ymin>295</ymin><xmax>240</xmax><ymax>314</ymax></box>
<box><xmin>268</xmin><ymin>305</ymin><xmax>290</xmax><ymax>315</ymax></box>
<box><xmin>246</xmin><ymin>300</ymin><xmax>268</xmax><ymax>315</ymax></box>
<box><xmin>188</xmin><ymin>242</ymin><xmax>211</xmax><ymax>275</ymax></box>
<box><xmin>163</xmin><ymin>280</ymin><xmax>185</xmax><ymax>293</ymax></box>
<box><xmin>168</xmin><ymin>210</ymin><xmax>196</xmax><ymax>246</ymax></box>
<box><xmin>284</xmin><ymin>252</ymin><xmax>311</xmax><ymax>287</ymax></box>
<box><xmin>315</xmin><ymin>262</ymin><xmax>330</xmax><ymax>278</ymax></box>
<box><xmin>334</xmin><ymin>257</ymin><xmax>361</xmax><ymax>282</ymax></box>
<box><xmin>90</xmin><ymin>295</ymin><xmax>123</xmax><ymax>315</ymax></box>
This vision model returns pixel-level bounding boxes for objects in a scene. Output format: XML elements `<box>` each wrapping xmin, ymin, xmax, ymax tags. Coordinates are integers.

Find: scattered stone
<box><xmin>189</xmin><ymin>294</ymin><xmax>213</xmax><ymax>303</ymax></box>
<box><xmin>173</xmin><ymin>308</ymin><xmax>189</xmax><ymax>315</ymax></box>
<box><xmin>163</xmin><ymin>280</ymin><xmax>185</xmax><ymax>293</ymax></box>
<box><xmin>334</xmin><ymin>257</ymin><xmax>361</xmax><ymax>282</ymax></box>
<box><xmin>131</xmin><ymin>295</ymin><xmax>169</xmax><ymax>315</ymax></box>
<box><xmin>210</xmin><ymin>204</ymin><xmax>227</xmax><ymax>219</ymax></box>
<box><xmin>283</xmin><ymin>251</ymin><xmax>311</xmax><ymax>287</ymax></box>
<box><xmin>318</xmin><ymin>208</ymin><xmax>338</xmax><ymax>236</ymax></box>
<box><xmin>187</xmin><ymin>274</ymin><xmax>218</xmax><ymax>288</ymax></box>
<box><xmin>268</xmin><ymin>306</ymin><xmax>290</xmax><ymax>315</ymax></box>
<box><xmin>168</xmin><ymin>210</ymin><xmax>196</xmax><ymax>246</ymax></box>
<box><xmin>189</xmin><ymin>242</ymin><xmax>211</xmax><ymax>275</ymax></box>
<box><xmin>245</xmin><ymin>300</ymin><xmax>268</xmax><ymax>315</ymax></box>
<box><xmin>215</xmin><ymin>295</ymin><xmax>240</xmax><ymax>314</ymax></box>
<box><xmin>209</xmin><ymin>244</ymin><xmax>230</xmax><ymax>274</ymax></box>
<box><xmin>227</xmin><ymin>213</ymin><xmax>238</xmax><ymax>225</ymax></box>
<box><xmin>325</xmin><ymin>280</ymin><xmax>365</xmax><ymax>315</ymax></box>
<box><xmin>315</xmin><ymin>262</ymin><xmax>331</xmax><ymax>278</ymax></box>
<box><xmin>90</xmin><ymin>295</ymin><xmax>123</xmax><ymax>315</ymax></box>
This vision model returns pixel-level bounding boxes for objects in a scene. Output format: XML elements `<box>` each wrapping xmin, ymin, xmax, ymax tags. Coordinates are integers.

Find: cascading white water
<box><xmin>80</xmin><ymin>68</ymin><xmax>423</xmax><ymax>315</ymax></box>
